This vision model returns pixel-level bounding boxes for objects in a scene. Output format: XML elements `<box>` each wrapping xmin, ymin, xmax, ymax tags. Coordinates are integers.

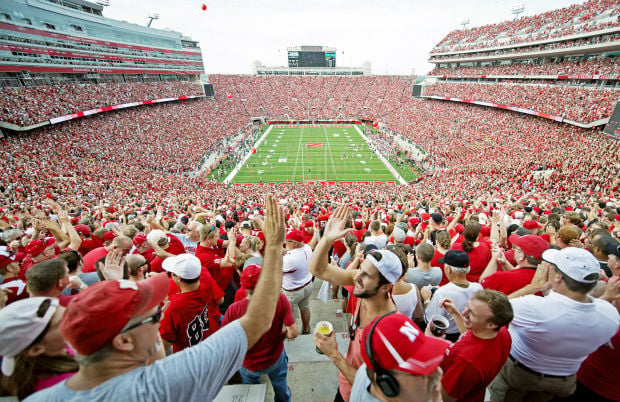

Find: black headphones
<box><xmin>364</xmin><ymin>312</ymin><xmax>400</xmax><ymax>398</ymax></box>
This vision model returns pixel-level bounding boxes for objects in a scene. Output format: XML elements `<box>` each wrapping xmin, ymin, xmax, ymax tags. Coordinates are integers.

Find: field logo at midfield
<box><xmin>306</xmin><ymin>143</ymin><xmax>323</xmax><ymax>148</ymax></box>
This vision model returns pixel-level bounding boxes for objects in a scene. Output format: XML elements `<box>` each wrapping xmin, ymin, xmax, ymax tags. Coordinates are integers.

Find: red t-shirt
<box><xmin>222</xmin><ymin>293</ymin><xmax>295</xmax><ymax>371</ymax></box>
<box><xmin>441</xmin><ymin>327</ymin><xmax>512</xmax><ymax>402</ymax></box>
<box><xmin>577</xmin><ymin>327</ymin><xmax>620</xmax><ymax>401</ymax></box>
<box><xmin>18</xmin><ymin>255</ymin><xmax>35</xmax><ymax>280</ymax></box>
<box><xmin>431</xmin><ymin>249</ymin><xmax>448</xmax><ymax>286</ymax></box>
<box><xmin>195</xmin><ymin>244</ymin><xmax>233</xmax><ymax>292</ymax></box>
<box><xmin>82</xmin><ymin>247</ymin><xmax>108</xmax><ymax>273</ymax></box>
<box><xmin>159</xmin><ymin>283</ymin><xmax>220</xmax><ymax>353</ymax></box>
<box><xmin>167</xmin><ymin>267</ymin><xmax>224</xmax><ymax>323</ymax></box>
<box><xmin>77</xmin><ymin>236</ymin><xmax>103</xmax><ymax>257</ymax></box>
<box><xmin>333</xmin><ymin>240</ymin><xmax>347</xmax><ymax>259</ymax></box>
<box><xmin>451</xmin><ymin>241</ymin><xmax>492</xmax><ymax>283</ymax></box>
<box><xmin>481</xmin><ymin>268</ymin><xmax>537</xmax><ymax>295</ymax></box>
<box><xmin>150</xmin><ymin>234</ymin><xmax>186</xmax><ymax>273</ymax></box>
<box><xmin>1</xmin><ymin>277</ymin><xmax>29</xmax><ymax>305</ymax></box>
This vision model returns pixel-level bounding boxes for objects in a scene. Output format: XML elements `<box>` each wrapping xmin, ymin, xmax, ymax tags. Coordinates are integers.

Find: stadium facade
<box><xmin>0</xmin><ymin>0</ymin><xmax>204</xmax><ymax>87</ymax></box>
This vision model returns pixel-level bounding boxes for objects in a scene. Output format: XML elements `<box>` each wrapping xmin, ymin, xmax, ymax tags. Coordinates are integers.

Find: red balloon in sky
<box><xmin>372</xmin><ymin>121</ymin><xmax>379</xmax><ymax>128</ymax></box>
<box><xmin>201</xmin><ymin>4</ymin><xmax>207</xmax><ymax>11</ymax></box>
<box><xmin>227</xmin><ymin>94</ymin><xmax>232</xmax><ymax>99</ymax></box>
<box><xmin>252</xmin><ymin>148</ymin><xmax>257</xmax><ymax>154</ymax></box>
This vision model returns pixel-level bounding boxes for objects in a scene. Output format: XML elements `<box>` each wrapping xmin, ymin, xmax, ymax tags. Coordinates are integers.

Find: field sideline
<box><xmin>230</xmin><ymin>125</ymin><xmax>401</xmax><ymax>184</ymax></box>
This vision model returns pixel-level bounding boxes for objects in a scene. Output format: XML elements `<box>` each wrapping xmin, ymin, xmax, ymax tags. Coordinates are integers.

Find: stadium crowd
<box><xmin>0</xmin><ymin>72</ymin><xmax>619</xmax><ymax>401</ymax></box>
<box><xmin>429</xmin><ymin>57</ymin><xmax>620</xmax><ymax>77</ymax></box>
<box><xmin>429</xmin><ymin>33</ymin><xmax>620</xmax><ymax>62</ymax></box>
<box><xmin>423</xmin><ymin>81</ymin><xmax>620</xmax><ymax>123</ymax></box>
<box><xmin>430</xmin><ymin>0</ymin><xmax>620</xmax><ymax>54</ymax></box>
<box><xmin>0</xmin><ymin>81</ymin><xmax>203</xmax><ymax>126</ymax></box>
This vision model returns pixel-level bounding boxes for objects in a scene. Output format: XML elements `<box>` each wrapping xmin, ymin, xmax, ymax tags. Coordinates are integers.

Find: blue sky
<box><xmin>104</xmin><ymin>0</ymin><xmax>585</xmax><ymax>75</ymax></box>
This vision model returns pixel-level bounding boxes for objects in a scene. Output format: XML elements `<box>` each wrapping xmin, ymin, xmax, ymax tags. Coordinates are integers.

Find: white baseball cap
<box><xmin>365</xmin><ymin>250</ymin><xmax>402</xmax><ymax>285</ymax></box>
<box><xmin>0</xmin><ymin>297</ymin><xmax>60</xmax><ymax>376</ymax></box>
<box><xmin>146</xmin><ymin>229</ymin><xmax>168</xmax><ymax>246</ymax></box>
<box><xmin>542</xmin><ymin>247</ymin><xmax>600</xmax><ymax>283</ymax></box>
<box><xmin>162</xmin><ymin>254</ymin><xmax>201</xmax><ymax>280</ymax></box>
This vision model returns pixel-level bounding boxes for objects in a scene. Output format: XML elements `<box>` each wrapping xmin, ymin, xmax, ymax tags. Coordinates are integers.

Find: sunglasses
<box><xmin>349</xmin><ymin>323</ymin><xmax>358</xmax><ymax>341</ymax></box>
<box><xmin>120</xmin><ymin>306</ymin><xmax>163</xmax><ymax>333</ymax></box>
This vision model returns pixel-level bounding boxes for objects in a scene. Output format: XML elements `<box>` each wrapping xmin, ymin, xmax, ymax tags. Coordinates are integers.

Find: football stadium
<box><xmin>0</xmin><ymin>0</ymin><xmax>619</xmax><ymax>401</ymax></box>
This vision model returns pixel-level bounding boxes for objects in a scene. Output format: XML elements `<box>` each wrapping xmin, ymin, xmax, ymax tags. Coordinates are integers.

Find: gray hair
<box><xmin>392</xmin><ymin>228</ymin><xmax>406</xmax><ymax>243</ymax></box>
<box><xmin>73</xmin><ymin>343</ymin><xmax>113</xmax><ymax>366</ymax></box>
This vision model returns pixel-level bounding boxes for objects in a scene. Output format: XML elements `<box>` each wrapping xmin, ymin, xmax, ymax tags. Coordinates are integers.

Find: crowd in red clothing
<box><xmin>430</xmin><ymin>0</ymin><xmax>620</xmax><ymax>54</ymax></box>
<box><xmin>423</xmin><ymin>81</ymin><xmax>620</xmax><ymax>123</ymax></box>
<box><xmin>0</xmin><ymin>80</ymin><xmax>204</xmax><ymax>126</ymax></box>
<box><xmin>429</xmin><ymin>57</ymin><xmax>620</xmax><ymax>77</ymax></box>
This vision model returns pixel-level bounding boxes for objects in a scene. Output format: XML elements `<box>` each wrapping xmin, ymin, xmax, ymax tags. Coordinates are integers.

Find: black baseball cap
<box><xmin>438</xmin><ymin>250</ymin><xmax>469</xmax><ymax>268</ymax></box>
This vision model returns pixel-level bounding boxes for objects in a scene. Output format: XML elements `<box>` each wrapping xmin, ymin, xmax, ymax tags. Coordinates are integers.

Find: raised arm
<box><xmin>309</xmin><ymin>205</ymin><xmax>355</xmax><ymax>286</ymax></box>
<box><xmin>239</xmin><ymin>195</ymin><xmax>285</xmax><ymax>348</ymax></box>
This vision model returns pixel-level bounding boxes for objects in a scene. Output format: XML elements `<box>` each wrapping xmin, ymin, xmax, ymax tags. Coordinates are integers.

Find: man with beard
<box><xmin>311</xmin><ymin>205</ymin><xmax>401</xmax><ymax>402</ymax></box>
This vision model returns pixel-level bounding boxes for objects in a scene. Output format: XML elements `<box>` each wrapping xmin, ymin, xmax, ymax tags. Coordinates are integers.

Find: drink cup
<box><xmin>429</xmin><ymin>315</ymin><xmax>449</xmax><ymax>337</ymax></box>
<box><xmin>315</xmin><ymin>321</ymin><xmax>333</xmax><ymax>354</ymax></box>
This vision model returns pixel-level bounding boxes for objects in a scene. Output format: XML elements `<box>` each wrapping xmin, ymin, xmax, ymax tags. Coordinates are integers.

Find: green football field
<box><xmin>230</xmin><ymin>125</ymin><xmax>401</xmax><ymax>184</ymax></box>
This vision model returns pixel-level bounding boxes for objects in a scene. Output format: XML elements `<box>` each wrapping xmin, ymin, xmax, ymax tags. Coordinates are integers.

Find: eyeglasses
<box><xmin>120</xmin><ymin>306</ymin><xmax>162</xmax><ymax>333</ymax></box>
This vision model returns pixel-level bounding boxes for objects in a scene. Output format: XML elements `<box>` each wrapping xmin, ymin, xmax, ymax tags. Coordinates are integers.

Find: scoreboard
<box><xmin>288</xmin><ymin>46</ymin><xmax>336</xmax><ymax>68</ymax></box>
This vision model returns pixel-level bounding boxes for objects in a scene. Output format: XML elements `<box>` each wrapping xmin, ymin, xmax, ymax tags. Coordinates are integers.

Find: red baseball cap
<box><xmin>102</xmin><ymin>231</ymin><xmax>117</xmax><ymax>242</ymax></box>
<box><xmin>0</xmin><ymin>246</ymin><xmax>25</xmax><ymax>269</ymax></box>
<box><xmin>241</xmin><ymin>264</ymin><xmax>261</xmax><ymax>290</ymax></box>
<box><xmin>133</xmin><ymin>234</ymin><xmax>147</xmax><ymax>247</ymax></box>
<box><xmin>25</xmin><ymin>238</ymin><xmax>55</xmax><ymax>257</ymax></box>
<box><xmin>60</xmin><ymin>273</ymin><xmax>169</xmax><ymax>355</ymax></box>
<box><xmin>361</xmin><ymin>314</ymin><xmax>450</xmax><ymax>376</ymax></box>
<box><xmin>421</xmin><ymin>213</ymin><xmax>431</xmax><ymax>221</ymax></box>
<box><xmin>522</xmin><ymin>220</ymin><xmax>542</xmax><ymax>230</ymax></box>
<box><xmin>455</xmin><ymin>223</ymin><xmax>464</xmax><ymax>233</ymax></box>
<box><xmin>508</xmin><ymin>234</ymin><xmax>549</xmax><ymax>260</ymax></box>
<box><xmin>74</xmin><ymin>224</ymin><xmax>91</xmax><ymax>236</ymax></box>
<box><xmin>286</xmin><ymin>229</ymin><xmax>305</xmax><ymax>243</ymax></box>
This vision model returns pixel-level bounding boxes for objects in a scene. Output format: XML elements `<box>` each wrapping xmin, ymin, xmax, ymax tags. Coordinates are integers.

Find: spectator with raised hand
<box><xmin>310</xmin><ymin>205</ymin><xmax>401</xmax><ymax>402</ymax></box>
<box><xmin>24</xmin><ymin>194</ymin><xmax>285</xmax><ymax>402</ymax></box>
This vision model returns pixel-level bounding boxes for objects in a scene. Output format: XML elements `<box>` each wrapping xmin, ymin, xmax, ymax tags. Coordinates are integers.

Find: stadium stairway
<box><xmin>215</xmin><ymin>278</ymin><xmax>351</xmax><ymax>401</ymax></box>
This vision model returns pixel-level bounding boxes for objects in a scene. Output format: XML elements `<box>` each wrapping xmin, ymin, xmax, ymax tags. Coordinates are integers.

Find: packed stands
<box><xmin>0</xmin><ymin>81</ymin><xmax>204</xmax><ymax>126</ymax></box>
<box><xmin>430</xmin><ymin>0</ymin><xmax>620</xmax><ymax>54</ymax></box>
<box><xmin>429</xmin><ymin>57</ymin><xmax>620</xmax><ymax>77</ymax></box>
<box><xmin>423</xmin><ymin>82</ymin><xmax>620</xmax><ymax>123</ymax></box>
<box><xmin>1</xmin><ymin>75</ymin><xmax>618</xmax><ymax>210</ymax></box>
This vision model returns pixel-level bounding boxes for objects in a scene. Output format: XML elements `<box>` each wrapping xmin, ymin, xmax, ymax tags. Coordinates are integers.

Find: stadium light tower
<box><xmin>460</xmin><ymin>18</ymin><xmax>470</xmax><ymax>30</ymax></box>
<box><xmin>511</xmin><ymin>4</ymin><xmax>524</xmax><ymax>20</ymax></box>
<box><xmin>147</xmin><ymin>13</ymin><xmax>159</xmax><ymax>27</ymax></box>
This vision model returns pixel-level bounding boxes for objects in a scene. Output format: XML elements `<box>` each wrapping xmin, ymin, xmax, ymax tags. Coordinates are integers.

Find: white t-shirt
<box><xmin>509</xmin><ymin>291</ymin><xmax>619</xmax><ymax>376</ymax></box>
<box><xmin>350</xmin><ymin>364</ymin><xmax>382</xmax><ymax>402</ymax></box>
<box><xmin>424</xmin><ymin>282</ymin><xmax>483</xmax><ymax>335</ymax></box>
<box><xmin>282</xmin><ymin>244</ymin><xmax>313</xmax><ymax>290</ymax></box>
<box><xmin>172</xmin><ymin>233</ymin><xmax>198</xmax><ymax>255</ymax></box>
<box><xmin>393</xmin><ymin>284</ymin><xmax>418</xmax><ymax>319</ymax></box>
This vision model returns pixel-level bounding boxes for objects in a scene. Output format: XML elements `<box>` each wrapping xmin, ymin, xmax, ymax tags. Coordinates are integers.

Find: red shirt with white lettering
<box><xmin>159</xmin><ymin>283</ymin><xmax>219</xmax><ymax>353</ymax></box>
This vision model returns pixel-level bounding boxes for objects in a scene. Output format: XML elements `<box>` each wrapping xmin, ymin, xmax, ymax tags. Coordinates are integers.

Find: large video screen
<box><xmin>298</xmin><ymin>51</ymin><xmax>326</xmax><ymax>67</ymax></box>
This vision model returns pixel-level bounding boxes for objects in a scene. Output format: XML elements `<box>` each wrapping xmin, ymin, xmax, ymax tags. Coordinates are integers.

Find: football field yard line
<box><xmin>293</xmin><ymin>128</ymin><xmax>302</xmax><ymax>181</ymax></box>
<box><xmin>323</xmin><ymin>125</ymin><xmax>337</xmax><ymax>180</ymax></box>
